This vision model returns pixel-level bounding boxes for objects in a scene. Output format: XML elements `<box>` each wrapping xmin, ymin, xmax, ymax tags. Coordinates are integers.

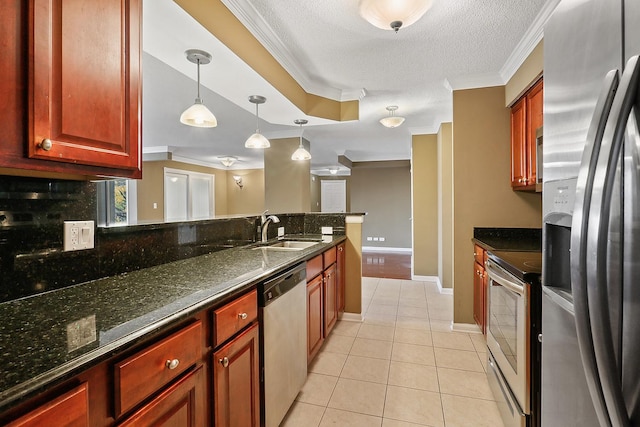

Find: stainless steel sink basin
<box><xmin>252</xmin><ymin>240</ymin><xmax>319</xmax><ymax>251</ymax></box>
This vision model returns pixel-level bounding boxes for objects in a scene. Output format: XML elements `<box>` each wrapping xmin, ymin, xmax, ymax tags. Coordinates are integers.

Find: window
<box><xmin>97</xmin><ymin>179</ymin><xmax>137</xmax><ymax>227</ymax></box>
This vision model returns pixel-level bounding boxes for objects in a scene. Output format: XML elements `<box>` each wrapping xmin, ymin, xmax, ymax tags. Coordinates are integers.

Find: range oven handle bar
<box><xmin>570</xmin><ymin>68</ymin><xmax>620</xmax><ymax>427</ymax></box>
<box><xmin>485</xmin><ymin>260</ymin><xmax>524</xmax><ymax>296</ymax></box>
<box><xmin>586</xmin><ymin>55</ymin><xmax>640</xmax><ymax>427</ymax></box>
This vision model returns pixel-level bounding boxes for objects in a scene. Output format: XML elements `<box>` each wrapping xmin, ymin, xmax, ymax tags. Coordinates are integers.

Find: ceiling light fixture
<box><xmin>329</xmin><ymin>168</ymin><xmax>339</xmax><ymax>175</ymax></box>
<box><xmin>358</xmin><ymin>0</ymin><xmax>432</xmax><ymax>33</ymax></box>
<box><xmin>380</xmin><ymin>106</ymin><xmax>406</xmax><ymax>128</ymax></box>
<box><xmin>218</xmin><ymin>156</ymin><xmax>238</xmax><ymax>167</ymax></box>
<box><xmin>291</xmin><ymin>119</ymin><xmax>311</xmax><ymax>161</ymax></box>
<box><xmin>245</xmin><ymin>95</ymin><xmax>270</xmax><ymax>148</ymax></box>
<box><xmin>180</xmin><ymin>49</ymin><xmax>217</xmax><ymax>128</ymax></box>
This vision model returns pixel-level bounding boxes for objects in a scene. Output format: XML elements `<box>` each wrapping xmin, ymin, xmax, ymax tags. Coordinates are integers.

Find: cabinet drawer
<box><xmin>6</xmin><ymin>383</ymin><xmax>89</xmax><ymax>427</ymax></box>
<box><xmin>306</xmin><ymin>254</ymin><xmax>323</xmax><ymax>280</ymax></box>
<box><xmin>474</xmin><ymin>245</ymin><xmax>484</xmax><ymax>265</ymax></box>
<box><xmin>213</xmin><ymin>290</ymin><xmax>257</xmax><ymax>348</ymax></box>
<box><xmin>114</xmin><ymin>321</ymin><xmax>202</xmax><ymax>417</ymax></box>
<box><xmin>323</xmin><ymin>246</ymin><xmax>337</xmax><ymax>267</ymax></box>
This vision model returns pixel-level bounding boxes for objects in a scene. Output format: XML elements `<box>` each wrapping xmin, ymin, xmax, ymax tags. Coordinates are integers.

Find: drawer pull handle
<box><xmin>165</xmin><ymin>359</ymin><xmax>180</xmax><ymax>370</ymax></box>
<box><xmin>39</xmin><ymin>138</ymin><xmax>53</xmax><ymax>151</ymax></box>
<box><xmin>238</xmin><ymin>312</ymin><xmax>248</xmax><ymax>320</ymax></box>
<box><xmin>219</xmin><ymin>357</ymin><xmax>229</xmax><ymax>368</ymax></box>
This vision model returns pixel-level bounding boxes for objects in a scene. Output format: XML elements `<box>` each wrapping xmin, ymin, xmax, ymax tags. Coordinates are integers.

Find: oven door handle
<box><xmin>485</xmin><ymin>260</ymin><xmax>524</xmax><ymax>296</ymax></box>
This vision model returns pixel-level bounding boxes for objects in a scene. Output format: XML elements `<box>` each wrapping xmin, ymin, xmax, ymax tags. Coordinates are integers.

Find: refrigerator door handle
<box><xmin>587</xmin><ymin>55</ymin><xmax>640</xmax><ymax>427</ymax></box>
<box><xmin>571</xmin><ymin>68</ymin><xmax>620</xmax><ymax>427</ymax></box>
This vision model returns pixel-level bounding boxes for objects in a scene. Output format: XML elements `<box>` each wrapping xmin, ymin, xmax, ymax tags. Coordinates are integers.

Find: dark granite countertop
<box><xmin>0</xmin><ymin>234</ymin><xmax>346</xmax><ymax>411</ymax></box>
<box><xmin>472</xmin><ymin>227</ymin><xmax>542</xmax><ymax>252</ymax></box>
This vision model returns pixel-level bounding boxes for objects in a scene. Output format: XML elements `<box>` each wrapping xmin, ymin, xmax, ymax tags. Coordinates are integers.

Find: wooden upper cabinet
<box><xmin>510</xmin><ymin>97</ymin><xmax>527</xmax><ymax>188</ymax></box>
<box><xmin>27</xmin><ymin>0</ymin><xmax>141</xmax><ymax>177</ymax></box>
<box><xmin>511</xmin><ymin>78</ymin><xmax>543</xmax><ymax>191</ymax></box>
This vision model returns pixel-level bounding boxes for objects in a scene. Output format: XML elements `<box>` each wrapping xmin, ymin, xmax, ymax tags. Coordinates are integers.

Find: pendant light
<box><xmin>291</xmin><ymin>119</ymin><xmax>311</xmax><ymax>161</ymax></box>
<box><xmin>359</xmin><ymin>0</ymin><xmax>433</xmax><ymax>33</ymax></box>
<box><xmin>180</xmin><ymin>49</ymin><xmax>218</xmax><ymax>128</ymax></box>
<box><xmin>380</xmin><ymin>105</ymin><xmax>405</xmax><ymax>128</ymax></box>
<box><xmin>245</xmin><ymin>95</ymin><xmax>270</xmax><ymax>148</ymax></box>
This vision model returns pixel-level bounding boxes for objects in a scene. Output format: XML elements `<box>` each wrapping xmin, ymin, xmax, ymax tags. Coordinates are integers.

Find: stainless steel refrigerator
<box><xmin>542</xmin><ymin>0</ymin><xmax>640</xmax><ymax>426</ymax></box>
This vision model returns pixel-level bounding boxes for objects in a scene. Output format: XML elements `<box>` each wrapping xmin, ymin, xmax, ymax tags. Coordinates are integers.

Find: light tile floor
<box><xmin>281</xmin><ymin>277</ymin><xmax>505</xmax><ymax>427</ymax></box>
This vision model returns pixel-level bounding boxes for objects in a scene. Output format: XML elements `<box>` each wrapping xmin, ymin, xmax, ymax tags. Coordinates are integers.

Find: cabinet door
<box><xmin>119</xmin><ymin>366</ymin><xmax>204</xmax><ymax>427</ymax></box>
<box><xmin>323</xmin><ymin>263</ymin><xmax>338</xmax><ymax>337</ymax></box>
<box><xmin>307</xmin><ymin>275</ymin><xmax>324</xmax><ymax>363</ymax></box>
<box><xmin>526</xmin><ymin>79</ymin><xmax>544</xmax><ymax>186</ymax></box>
<box><xmin>6</xmin><ymin>383</ymin><xmax>89</xmax><ymax>427</ymax></box>
<box><xmin>28</xmin><ymin>0</ymin><xmax>141</xmax><ymax>175</ymax></box>
<box><xmin>473</xmin><ymin>262</ymin><xmax>485</xmax><ymax>334</ymax></box>
<box><xmin>336</xmin><ymin>243</ymin><xmax>346</xmax><ymax>313</ymax></box>
<box><xmin>213</xmin><ymin>323</ymin><xmax>260</xmax><ymax>427</ymax></box>
<box><xmin>511</xmin><ymin>97</ymin><xmax>527</xmax><ymax>187</ymax></box>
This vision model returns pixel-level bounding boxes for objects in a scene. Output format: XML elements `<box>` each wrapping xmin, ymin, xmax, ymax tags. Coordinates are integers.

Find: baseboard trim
<box><xmin>339</xmin><ymin>312</ymin><xmax>363</xmax><ymax>322</ymax></box>
<box><xmin>452</xmin><ymin>322</ymin><xmax>482</xmax><ymax>334</ymax></box>
<box><xmin>362</xmin><ymin>246</ymin><xmax>412</xmax><ymax>253</ymax></box>
<box><xmin>411</xmin><ymin>275</ymin><xmax>453</xmax><ymax>295</ymax></box>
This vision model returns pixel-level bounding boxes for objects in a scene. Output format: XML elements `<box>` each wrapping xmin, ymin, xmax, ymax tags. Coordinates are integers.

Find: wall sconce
<box><xmin>233</xmin><ymin>175</ymin><xmax>243</xmax><ymax>189</ymax></box>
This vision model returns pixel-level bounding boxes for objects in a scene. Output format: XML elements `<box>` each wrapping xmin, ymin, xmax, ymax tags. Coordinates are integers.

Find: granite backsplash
<box><xmin>0</xmin><ymin>176</ymin><xmax>349</xmax><ymax>303</ymax></box>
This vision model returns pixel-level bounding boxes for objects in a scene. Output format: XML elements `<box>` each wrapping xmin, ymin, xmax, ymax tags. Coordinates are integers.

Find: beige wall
<box><xmin>264</xmin><ymin>137</ymin><xmax>311</xmax><ymax>213</ymax></box>
<box><xmin>136</xmin><ymin>160</ymin><xmax>230</xmax><ymax>222</ymax></box>
<box><xmin>505</xmin><ymin>40</ymin><xmax>544</xmax><ymax>106</ymax></box>
<box><xmin>452</xmin><ymin>86</ymin><xmax>542</xmax><ymax>324</ymax></box>
<box><xmin>226</xmin><ymin>168</ymin><xmax>265</xmax><ymax>215</ymax></box>
<box><xmin>438</xmin><ymin>123</ymin><xmax>454</xmax><ymax>289</ymax></box>
<box><xmin>345</xmin><ymin>217</ymin><xmax>363</xmax><ymax>315</ymax></box>
<box><xmin>412</xmin><ymin>134</ymin><xmax>438</xmax><ymax>277</ymax></box>
<box><xmin>350</xmin><ymin>164</ymin><xmax>412</xmax><ymax>248</ymax></box>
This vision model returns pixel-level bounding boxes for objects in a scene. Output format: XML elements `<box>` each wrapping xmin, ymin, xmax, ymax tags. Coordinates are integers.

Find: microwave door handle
<box><xmin>587</xmin><ymin>55</ymin><xmax>640</xmax><ymax>427</ymax></box>
<box><xmin>571</xmin><ymin>68</ymin><xmax>620</xmax><ymax>427</ymax></box>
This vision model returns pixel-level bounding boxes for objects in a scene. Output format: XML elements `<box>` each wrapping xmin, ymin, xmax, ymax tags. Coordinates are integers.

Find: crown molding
<box><xmin>443</xmin><ymin>73</ymin><xmax>504</xmax><ymax>91</ymax></box>
<box><xmin>499</xmin><ymin>0</ymin><xmax>560</xmax><ymax>83</ymax></box>
<box><xmin>223</xmin><ymin>0</ymin><xmax>358</xmax><ymax>102</ymax></box>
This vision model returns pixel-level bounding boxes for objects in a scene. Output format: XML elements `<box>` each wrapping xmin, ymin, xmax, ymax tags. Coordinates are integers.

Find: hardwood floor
<box><xmin>361</xmin><ymin>251</ymin><xmax>412</xmax><ymax>280</ymax></box>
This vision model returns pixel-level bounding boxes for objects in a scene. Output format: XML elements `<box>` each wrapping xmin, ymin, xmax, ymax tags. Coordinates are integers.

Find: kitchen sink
<box><xmin>251</xmin><ymin>240</ymin><xmax>320</xmax><ymax>251</ymax></box>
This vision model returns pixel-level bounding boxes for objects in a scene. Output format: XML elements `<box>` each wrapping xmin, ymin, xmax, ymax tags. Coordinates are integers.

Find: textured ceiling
<box><xmin>142</xmin><ymin>0</ymin><xmax>557</xmax><ymax>173</ymax></box>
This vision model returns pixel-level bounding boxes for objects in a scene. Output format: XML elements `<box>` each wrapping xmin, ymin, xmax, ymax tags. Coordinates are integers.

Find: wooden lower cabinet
<box><xmin>336</xmin><ymin>243</ymin><xmax>345</xmax><ymax>314</ymax></box>
<box><xmin>213</xmin><ymin>323</ymin><xmax>260</xmax><ymax>427</ymax></box>
<box><xmin>307</xmin><ymin>274</ymin><xmax>324</xmax><ymax>362</ymax></box>
<box><xmin>323</xmin><ymin>263</ymin><xmax>338</xmax><ymax>336</ymax></box>
<box><xmin>5</xmin><ymin>383</ymin><xmax>89</xmax><ymax>427</ymax></box>
<box><xmin>119</xmin><ymin>366</ymin><xmax>205</xmax><ymax>427</ymax></box>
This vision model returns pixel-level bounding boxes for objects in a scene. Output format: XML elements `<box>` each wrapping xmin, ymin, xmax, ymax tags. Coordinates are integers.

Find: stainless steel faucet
<box><xmin>260</xmin><ymin>210</ymin><xmax>280</xmax><ymax>242</ymax></box>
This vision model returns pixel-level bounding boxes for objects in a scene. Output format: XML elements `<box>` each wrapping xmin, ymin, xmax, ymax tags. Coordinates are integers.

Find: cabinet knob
<box><xmin>219</xmin><ymin>357</ymin><xmax>229</xmax><ymax>368</ymax></box>
<box><xmin>238</xmin><ymin>312</ymin><xmax>248</xmax><ymax>320</ymax></box>
<box><xmin>39</xmin><ymin>138</ymin><xmax>53</xmax><ymax>151</ymax></box>
<box><xmin>165</xmin><ymin>359</ymin><xmax>180</xmax><ymax>370</ymax></box>
<box><xmin>338</xmin><ymin>247</ymin><xmax>343</xmax><ymax>252</ymax></box>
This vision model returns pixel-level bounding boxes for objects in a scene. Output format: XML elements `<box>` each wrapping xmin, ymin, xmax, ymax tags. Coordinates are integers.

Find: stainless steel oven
<box><xmin>486</xmin><ymin>258</ymin><xmax>530</xmax><ymax>427</ymax></box>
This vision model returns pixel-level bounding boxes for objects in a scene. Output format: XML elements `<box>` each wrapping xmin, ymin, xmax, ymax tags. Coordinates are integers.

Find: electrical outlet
<box><xmin>373</xmin><ymin>237</ymin><xmax>379</xmax><ymax>241</ymax></box>
<box><xmin>321</xmin><ymin>226</ymin><xmax>333</xmax><ymax>235</ymax></box>
<box><xmin>64</xmin><ymin>221</ymin><xmax>95</xmax><ymax>251</ymax></box>
<box><xmin>379</xmin><ymin>237</ymin><xmax>385</xmax><ymax>242</ymax></box>
<box><xmin>66</xmin><ymin>315</ymin><xmax>96</xmax><ymax>353</ymax></box>
<box><xmin>278</xmin><ymin>227</ymin><xmax>285</xmax><ymax>237</ymax></box>
<box><xmin>367</xmin><ymin>237</ymin><xmax>373</xmax><ymax>241</ymax></box>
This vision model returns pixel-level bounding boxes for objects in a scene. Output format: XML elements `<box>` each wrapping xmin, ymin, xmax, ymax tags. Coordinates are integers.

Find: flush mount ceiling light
<box><xmin>329</xmin><ymin>167</ymin><xmax>339</xmax><ymax>175</ymax></box>
<box><xmin>291</xmin><ymin>119</ymin><xmax>311</xmax><ymax>161</ymax></box>
<box><xmin>359</xmin><ymin>0</ymin><xmax>433</xmax><ymax>33</ymax></box>
<box><xmin>380</xmin><ymin>105</ymin><xmax>406</xmax><ymax>128</ymax></box>
<box><xmin>245</xmin><ymin>95</ymin><xmax>270</xmax><ymax>148</ymax></box>
<box><xmin>180</xmin><ymin>49</ymin><xmax>217</xmax><ymax>128</ymax></box>
<box><xmin>218</xmin><ymin>156</ymin><xmax>238</xmax><ymax>167</ymax></box>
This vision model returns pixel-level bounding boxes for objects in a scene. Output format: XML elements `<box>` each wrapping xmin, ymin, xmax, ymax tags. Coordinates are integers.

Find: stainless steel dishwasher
<box><xmin>260</xmin><ymin>263</ymin><xmax>308</xmax><ymax>427</ymax></box>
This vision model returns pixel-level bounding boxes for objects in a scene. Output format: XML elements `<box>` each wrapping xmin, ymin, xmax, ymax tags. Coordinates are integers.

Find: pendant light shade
<box><xmin>291</xmin><ymin>119</ymin><xmax>311</xmax><ymax>161</ymax></box>
<box><xmin>245</xmin><ymin>95</ymin><xmax>270</xmax><ymax>148</ymax></box>
<box><xmin>359</xmin><ymin>0</ymin><xmax>432</xmax><ymax>32</ymax></box>
<box><xmin>380</xmin><ymin>105</ymin><xmax>405</xmax><ymax>128</ymax></box>
<box><xmin>180</xmin><ymin>49</ymin><xmax>217</xmax><ymax>128</ymax></box>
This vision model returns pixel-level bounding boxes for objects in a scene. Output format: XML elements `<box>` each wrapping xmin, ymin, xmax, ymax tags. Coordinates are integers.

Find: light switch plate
<box><xmin>64</xmin><ymin>220</ymin><xmax>95</xmax><ymax>251</ymax></box>
<box><xmin>278</xmin><ymin>227</ymin><xmax>285</xmax><ymax>237</ymax></box>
